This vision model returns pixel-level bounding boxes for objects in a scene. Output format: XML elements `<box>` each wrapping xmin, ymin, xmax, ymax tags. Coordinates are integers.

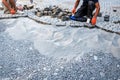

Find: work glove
<box><xmin>91</xmin><ymin>17</ymin><xmax>97</xmax><ymax>25</ymax></box>
<box><xmin>10</xmin><ymin>9</ymin><xmax>16</xmax><ymax>14</ymax></box>
<box><xmin>72</xmin><ymin>8</ymin><xmax>76</xmax><ymax>14</ymax></box>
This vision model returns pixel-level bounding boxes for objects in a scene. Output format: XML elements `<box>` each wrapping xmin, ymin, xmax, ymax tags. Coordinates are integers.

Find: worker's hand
<box><xmin>72</xmin><ymin>8</ymin><xmax>76</xmax><ymax>14</ymax></box>
<box><xmin>10</xmin><ymin>9</ymin><xmax>16</xmax><ymax>14</ymax></box>
<box><xmin>91</xmin><ymin>17</ymin><xmax>97</xmax><ymax>25</ymax></box>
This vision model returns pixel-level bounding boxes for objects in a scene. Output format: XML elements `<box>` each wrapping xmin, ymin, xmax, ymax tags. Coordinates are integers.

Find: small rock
<box><xmin>55</xmin><ymin>69</ymin><xmax>59</xmax><ymax>72</ymax></box>
<box><xmin>43</xmin><ymin>67</ymin><xmax>47</xmax><ymax>70</ymax></box>
<box><xmin>36</xmin><ymin>11</ymin><xmax>43</xmax><ymax>17</ymax></box>
<box><xmin>43</xmin><ymin>77</ymin><xmax>48</xmax><ymax>80</ymax></box>
<box><xmin>3</xmin><ymin>78</ymin><xmax>10</xmax><ymax>80</ymax></box>
<box><xmin>43</xmin><ymin>11</ymin><xmax>48</xmax><ymax>15</ymax></box>
<box><xmin>53</xmin><ymin>72</ymin><xmax>58</xmax><ymax>75</ymax></box>
<box><xmin>47</xmin><ymin>68</ymin><xmax>51</xmax><ymax>71</ymax></box>
<box><xmin>53</xmin><ymin>8</ymin><xmax>62</xmax><ymax>15</ymax></box>
<box><xmin>27</xmin><ymin>5</ymin><xmax>34</xmax><ymax>10</ymax></box>
<box><xmin>23</xmin><ymin>5</ymin><xmax>28</xmax><ymax>10</ymax></box>
<box><xmin>51</xmin><ymin>14</ymin><xmax>56</xmax><ymax>18</ymax></box>
<box><xmin>36</xmin><ymin>8</ymin><xmax>41</xmax><ymax>12</ymax></box>
<box><xmin>58</xmin><ymin>12</ymin><xmax>64</xmax><ymax>19</ymax></box>
<box><xmin>117</xmin><ymin>64</ymin><xmax>120</xmax><ymax>68</ymax></box>
<box><xmin>48</xmin><ymin>11</ymin><xmax>52</xmax><ymax>16</ymax></box>
<box><xmin>90</xmin><ymin>53</ymin><xmax>93</xmax><ymax>57</ymax></box>
<box><xmin>80</xmin><ymin>74</ymin><xmax>83</xmax><ymax>78</ymax></box>
<box><xmin>15</xmin><ymin>48</ymin><xmax>19</xmax><ymax>51</ymax></box>
<box><xmin>0</xmin><ymin>66</ymin><xmax>2</xmax><ymax>69</ymax></box>
<box><xmin>60</xmin><ymin>66</ymin><xmax>64</xmax><ymax>69</ymax></box>
<box><xmin>38</xmin><ymin>68</ymin><xmax>41</xmax><ymax>71</ymax></box>
<box><xmin>62</xmin><ymin>11</ymin><xmax>67</xmax><ymax>15</ymax></box>
<box><xmin>29</xmin><ymin>47</ymin><xmax>33</xmax><ymax>50</ymax></box>
<box><xmin>64</xmin><ymin>9</ymin><xmax>69</xmax><ymax>12</ymax></box>
<box><xmin>61</xmin><ymin>16</ymin><xmax>69</xmax><ymax>21</ymax></box>
<box><xmin>56</xmin><ymin>8</ymin><xmax>62</xmax><ymax>13</ymax></box>
<box><xmin>67</xmin><ymin>12</ymin><xmax>72</xmax><ymax>16</ymax></box>
<box><xmin>100</xmin><ymin>72</ymin><xmax>105</xmax><ymax>77</ymax></box>
<box><xmin>94</xmin><ymin>55</ymin><xmax>98</xmax><ymax>60</ymax></box>
<box><xmin>90</xmin><ymin>77</ymin><xmax>95</xmax><ymax>80</ymax></box>
<box><xmin>44</xmin><ymin>7</ymin><xmax>50</xmax><ymax>11</ymax></box>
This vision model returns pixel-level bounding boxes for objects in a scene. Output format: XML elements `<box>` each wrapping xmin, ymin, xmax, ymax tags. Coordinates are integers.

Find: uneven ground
<box><xmin>0</xmin><ymin>0</ymin><xmax>120</xmax><ymax>80</ymax></box>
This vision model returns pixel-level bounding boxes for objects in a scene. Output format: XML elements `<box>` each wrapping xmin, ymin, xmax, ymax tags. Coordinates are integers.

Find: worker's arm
<box><xmin>74</xmin><ymin>0</ymin><xmax>80</xmax><ymax>9</ymax></box>
<box><xmin>9</xmin><ymin>0</ymin><xmax>17</xmax><ymax>11</ymax></box>
<box><xmin>91</xmin><ymin>2</ymin><xmax>100</xmax><ymax>25</ymax></box>
<box><xmin>72</xmin><ymin>0</ymin><xmax>80</xmax><ymax>14</ymax></box>
<box><xmin>93</xmin><ymin>2</ymin><xmax>100</xmax><ymax>18</ymax></box>
<box><xmin>2</xmin><ymin>0</ymin><xmax>11</xmax><ymax>11</ymax></box>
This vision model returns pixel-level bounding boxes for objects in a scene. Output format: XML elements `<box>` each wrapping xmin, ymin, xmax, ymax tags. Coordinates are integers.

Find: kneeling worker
<box><xmin>72</xmin><ymin>0</ymin><xmax>100</xmax><ymax>25</ymax></box>
<box><xmin>2</xmin><ymin>0</ymin><xmax>17</xmax><ymax>14</ymax></box>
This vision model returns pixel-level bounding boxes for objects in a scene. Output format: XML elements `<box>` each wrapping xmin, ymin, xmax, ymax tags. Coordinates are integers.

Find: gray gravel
<box><xmin>0</xmin><ymin>0</ymin><xmax>120</xmax><ymax>80</ymax></box>
<box><xmin>0</xmin><ymin>18</ymin><xmax>120</xmax><ymax>80</ymax></box>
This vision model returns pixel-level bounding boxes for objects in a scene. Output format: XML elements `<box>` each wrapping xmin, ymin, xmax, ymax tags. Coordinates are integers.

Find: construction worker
<box><xmin>72</xmin><ymin>0</ymin><xmax>100</xmax><ymax>25</ymax></box>
<box><xmin>2</xmin><ymin>0</ymin><xmax>17</xmax><ymax>14</ymax></box>
<box><xmin>2</xmin><ymin>0</ymin><xmax>33</xmax><ymax>14</ymax></box>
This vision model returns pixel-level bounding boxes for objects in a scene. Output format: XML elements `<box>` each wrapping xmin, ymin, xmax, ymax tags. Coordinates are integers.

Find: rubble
<box><xmin>34</xmin><ymin>6</ymin><xmax>72</xmax><ymax>21</ymax></box>
<box><xmin>23</xmin><ymin>4</ymin><xmax>34</xmax><ymax>10</ymax></box>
